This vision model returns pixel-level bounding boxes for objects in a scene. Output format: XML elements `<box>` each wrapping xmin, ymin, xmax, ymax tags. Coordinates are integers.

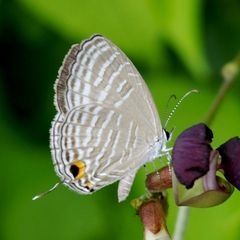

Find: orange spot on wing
<box><xmin>70</xmin><ymin>160</ymin><xmax>86</xmax><ymax>180</ymax></box>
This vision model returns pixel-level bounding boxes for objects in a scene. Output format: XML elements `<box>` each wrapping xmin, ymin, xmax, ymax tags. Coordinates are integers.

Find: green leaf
<box><xmin>148</xmin><ymin>0</ymin><xmax>210</xmax><ymax>80</ymax></box>
<box><xmin>17</xmin><ymin>0</ymin><xmax>164</xmax><ymax>67</ymax></box>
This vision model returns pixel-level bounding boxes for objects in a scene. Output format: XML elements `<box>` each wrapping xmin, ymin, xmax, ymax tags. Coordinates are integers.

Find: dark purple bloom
<box><xmin>218</xmin><ymin>137</ymin><xmax>240</xmax><ymax>190</ymax></box>
<box><xmin>172</xmin><ymin>123</ymin><xmax>213</xmax><ymax>188</ymax></box>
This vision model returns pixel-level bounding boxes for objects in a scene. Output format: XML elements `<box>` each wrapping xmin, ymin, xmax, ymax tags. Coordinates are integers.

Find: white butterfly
<box><xmin>35</xmin><ymin>34</ymin><xmax>174</xmax><ymax>202</ymax></box>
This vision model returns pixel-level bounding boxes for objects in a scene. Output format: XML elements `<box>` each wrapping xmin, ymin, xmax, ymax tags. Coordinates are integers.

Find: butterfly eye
<box><xmin>163</xmin><ymin>129</ymin><xmax>172</xmax><ymax>141</ymax></box>
<box><xmin>164</xmin><ymin>130</ymin><xmax>170</xmax><ymax>140</ymax></box>
<box><xmin>69</xmin><ymin>160</ymin><xmax>86</xmax><ymax>180</ymax></box>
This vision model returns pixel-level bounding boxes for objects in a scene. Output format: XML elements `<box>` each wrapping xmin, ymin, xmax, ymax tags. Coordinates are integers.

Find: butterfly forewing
<box><xmin>50</xmin><ymin>34</ymin><xmax>164</xmax><ymax>201</ymax></box>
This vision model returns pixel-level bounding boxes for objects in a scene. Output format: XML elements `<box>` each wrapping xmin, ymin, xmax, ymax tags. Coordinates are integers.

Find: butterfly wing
<box><xmin>50</xmin><ymin>34</ymin><xmax>164</xmax><ymax>201</ymax></box>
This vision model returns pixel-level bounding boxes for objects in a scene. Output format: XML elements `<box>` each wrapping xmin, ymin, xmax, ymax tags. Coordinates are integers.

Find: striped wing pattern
<box><xmin>50</xmin><ymin>34</ymin><xmax>164</xmax><ymax>201</ymax></box>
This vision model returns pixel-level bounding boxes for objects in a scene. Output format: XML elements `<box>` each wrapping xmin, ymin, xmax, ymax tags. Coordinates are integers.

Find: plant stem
<box><xmin>172</xmin><ymin>55</ymin><xmax>240</xmax><ymax>240</ymax></box>
<box><xmin>173</xmin><ymin>207</ymin><xmax>189</xmax><ymax>240</ymax></box>
<box><xmin>204</xmin><ymin>57</ymin><xmax>240</xmax><ymax>125</ymax></box>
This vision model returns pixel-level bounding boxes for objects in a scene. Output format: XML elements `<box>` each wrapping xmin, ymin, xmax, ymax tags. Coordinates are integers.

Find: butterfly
<box><xmin>48</xmin><ymin>34</ymin><xmax>170</xmax><ymax>202</ymax></box>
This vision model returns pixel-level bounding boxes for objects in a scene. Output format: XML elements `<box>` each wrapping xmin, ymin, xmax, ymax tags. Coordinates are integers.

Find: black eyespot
<box><xmin>70</xmin><ymin>165</ymin><xmax>79</xmax><ymax>178</ymax></box>
<box><xmin>85</xmin><ymin>185</ymin><xmax>94</xmax><ymax>192</ymax></box>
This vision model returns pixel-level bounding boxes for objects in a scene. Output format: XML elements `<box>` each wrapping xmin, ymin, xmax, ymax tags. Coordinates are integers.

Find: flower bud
<box><xmin>138</xmin><ymin>198</ymin><xmax>171</xmax><ymax>239</ymax></box>
<box><xmin>146</xmin><ymin>166</ymin><xmax>172</xmax><ymax>193</ymax></box>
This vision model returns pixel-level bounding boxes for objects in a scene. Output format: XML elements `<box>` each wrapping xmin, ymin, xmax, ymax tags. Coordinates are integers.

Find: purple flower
<box><xmin>218</xmin><ymin>137</ymin><xmax>240</xmax><ymax>190</ymax></box>
<box><xmin>172</xmin><ymin>123</ymin><xmax>213</xmax><ymax>188</ymax></box>
<box><xmin>173</xmin><ymin>150</ymin><xmax>234</xmax><ymax>207</ymax></box>
<box><xmin>171</xmin><ymin>123</ymin><xmax>236</xmax><ymax>207</ymax></box>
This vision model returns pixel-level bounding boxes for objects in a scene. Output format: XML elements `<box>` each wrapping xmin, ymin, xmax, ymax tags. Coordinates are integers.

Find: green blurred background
<box><xmin>1</xmin><ymin>0</ymin><xmax>240</xmax><ymax>239</ymax></box>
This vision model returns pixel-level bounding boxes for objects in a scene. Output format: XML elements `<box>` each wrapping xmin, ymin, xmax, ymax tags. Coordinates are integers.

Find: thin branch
<box><xmin>173</xmin><ymin>207</ymin><xmax>189</xmax><ymax>240</ymax></box>
<box><xmin>204</xmin><ymin>54</ymin><xmax>240</xmax><ymax>125</ymax></box>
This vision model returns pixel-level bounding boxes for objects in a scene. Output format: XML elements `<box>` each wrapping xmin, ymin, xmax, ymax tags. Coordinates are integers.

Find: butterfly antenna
<box><xmin>162</xmin><ymin>94</ymin><xmax>177</xmax><ymax>125</ymax></box>
<box><xmin>164</xmin><ymin>89</ymin><xmax>199</xmax><ymax>129</ymax></box>
<box><xmin>32</xmin><ymin>181</ymin><xmax>63</xmax><ymax>201</ymax></box>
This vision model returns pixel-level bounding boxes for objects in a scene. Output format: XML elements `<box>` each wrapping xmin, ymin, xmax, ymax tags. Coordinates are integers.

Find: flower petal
<box><xmin>218</xmin><ymin>137</ymin><xmax>240</xmax><ymax>190</ymax></box>
<box><xmin>172</xmin><ymin>123</ymin><xmax>213</xmax><ymax>188</ymax></box>
<box><xmin>173</xmin><ymin>150</ymin><xmax>234</xmax><ymax>207</ymax></box>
